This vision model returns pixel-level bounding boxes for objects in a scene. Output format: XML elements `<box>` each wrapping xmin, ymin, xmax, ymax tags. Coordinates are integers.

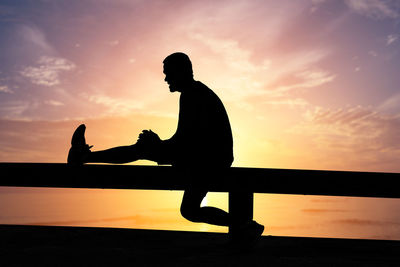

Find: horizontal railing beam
<box><xmin>0</xmin><ymin>163</ymin><xmax>399</xmax><ymax>198</ymax></box>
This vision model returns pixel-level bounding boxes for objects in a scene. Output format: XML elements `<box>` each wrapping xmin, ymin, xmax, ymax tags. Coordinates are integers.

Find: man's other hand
<box><xmin>138</xmin><ymin>129</ymin><xmax>161</xmax><ymax>145</ymax></box>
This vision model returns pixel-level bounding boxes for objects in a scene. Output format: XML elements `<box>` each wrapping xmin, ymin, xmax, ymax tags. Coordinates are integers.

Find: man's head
<box><xmin>163</xmin><ymin>52</ymin><xmax>194</xmax><ymax>92</ymax></box>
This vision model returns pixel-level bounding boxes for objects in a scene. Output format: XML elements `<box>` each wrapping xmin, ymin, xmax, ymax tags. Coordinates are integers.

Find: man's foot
<box><xmin>229</xmin><ymin>220</ymin><xmax>264</xmax><ymax>248</ymax></box>
<box><xmin>67</xmin><ymin>124</ymin><xmax>92</xmax><ymax>165</ymax></box>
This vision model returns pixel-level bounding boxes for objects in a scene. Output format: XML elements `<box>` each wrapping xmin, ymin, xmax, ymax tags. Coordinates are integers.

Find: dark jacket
<box><xmin>163</xmin><ymin>81</ymin><xmax>233</xmax><ymax>168</ymax></box>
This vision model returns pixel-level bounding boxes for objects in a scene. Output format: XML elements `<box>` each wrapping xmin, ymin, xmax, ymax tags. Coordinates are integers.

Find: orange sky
<box><xmin>1</xmin><ymin>0</ymin><xmax>400</xmax><ymax>172</ymax></box>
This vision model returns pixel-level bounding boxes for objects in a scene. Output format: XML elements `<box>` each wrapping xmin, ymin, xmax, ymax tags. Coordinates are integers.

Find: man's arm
<box><xmin>85</xmin><ymin>145</ymin><xmax>141</xmax><ymax>164</ymax></box>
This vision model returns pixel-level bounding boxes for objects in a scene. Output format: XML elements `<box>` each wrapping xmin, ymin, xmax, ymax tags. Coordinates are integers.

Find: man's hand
<box><xmin>138</xmin><ymin>129</ymin><xmax>161</xmax><ymax>145</ymax></box>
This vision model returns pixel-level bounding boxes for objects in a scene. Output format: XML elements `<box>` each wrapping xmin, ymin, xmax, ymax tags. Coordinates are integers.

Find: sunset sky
<box><xmin>1</xmin><ymin>0</ymin><xmax>400</xmax><ymax>171</ymax></box>
<box><xmin>1</xmin><ymin>0</ymin><xmax>400</xmax><ymax>239</ymax></box>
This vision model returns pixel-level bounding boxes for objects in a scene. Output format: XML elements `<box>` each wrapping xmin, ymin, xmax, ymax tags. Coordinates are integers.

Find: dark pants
<box><xmin>87</xmin><ymin>141</ymin><xmax>231</xmax><ymax>227</ymax></box>
<box><xmin>177</xmin><ymin>167</ymin><xmax>231</xmax><ymax>227</ymax></box>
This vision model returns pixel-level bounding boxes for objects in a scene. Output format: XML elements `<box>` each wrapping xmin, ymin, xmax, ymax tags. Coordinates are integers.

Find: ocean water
<box><xmin>1</xmin><ymin>186</ymin><xmax>400</xmax><ymax>240</ymax></box>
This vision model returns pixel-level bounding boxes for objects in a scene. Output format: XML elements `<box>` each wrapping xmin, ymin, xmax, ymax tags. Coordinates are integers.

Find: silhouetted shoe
<box><xmin>229</xmin><ymin>220</ymin><xmax>264</xmax><ymax>248</ymax></box>
<box><xmin>67</xmin><ymin>124</ymin><xmax>92</xmax><ymax>165</ymax></box>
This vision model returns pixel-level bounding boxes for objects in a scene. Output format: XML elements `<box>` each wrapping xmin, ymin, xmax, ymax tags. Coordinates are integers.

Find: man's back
<box><xmin>173</xmin><ymin>81</ymin><xmax>233</xmax><ymax>167</ymax></box>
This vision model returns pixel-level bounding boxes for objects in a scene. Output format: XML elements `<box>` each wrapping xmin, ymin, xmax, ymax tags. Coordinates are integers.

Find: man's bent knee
<box><xmin>180</xmin><ymin>205</ymin><xmax>202</xmax><ymax>223</ymax></box>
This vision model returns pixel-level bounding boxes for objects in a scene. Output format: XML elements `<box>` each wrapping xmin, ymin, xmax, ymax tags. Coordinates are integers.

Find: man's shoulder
<box><xmin>194</xmin><ymin>81</ymin><xmax>210</xmax><ymax>91</ymax></box>
<box><xmin>194</xmin><ymin>81</ymin><xmax>217</xmax><ymax>97</ymax></box>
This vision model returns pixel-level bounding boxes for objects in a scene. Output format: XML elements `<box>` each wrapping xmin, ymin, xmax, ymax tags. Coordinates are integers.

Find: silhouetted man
<box><xmin>68</xmin><ymin>52</ymin><xmax>264</xmax><ymax>243</ymax></box>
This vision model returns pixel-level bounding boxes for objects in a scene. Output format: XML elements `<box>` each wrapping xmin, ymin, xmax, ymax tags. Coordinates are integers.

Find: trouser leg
<box><xmin>85</xmin><ymin>144</ymin><xmax>143</xmax><ymax>164</ymax></box>
<box><xmin>180</xmin><ymin>188</ymin><xmax>230</xmax><ymax>227</ymax></box>
<box><xmin>85</xmin><ymin>139</ymin><xmax>174</xmax><ymax>165</ymax></box>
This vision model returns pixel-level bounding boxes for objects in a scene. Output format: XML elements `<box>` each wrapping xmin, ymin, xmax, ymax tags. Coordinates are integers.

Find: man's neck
<box><xmin>179</xmin><ymin>79</ymin><xmax>196</xmax><ymax>93</ymax></box>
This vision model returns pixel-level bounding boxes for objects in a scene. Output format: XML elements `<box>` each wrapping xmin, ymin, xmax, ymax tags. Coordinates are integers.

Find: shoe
<box><xmin>229</xmin><ymin>220</ymin><xmax>264</xmax><ymax>248</ymax></box>
<box><xmin>67</xmin><ymin>124</ymin><xmax>92</xmax><ymax>165</ymax></box>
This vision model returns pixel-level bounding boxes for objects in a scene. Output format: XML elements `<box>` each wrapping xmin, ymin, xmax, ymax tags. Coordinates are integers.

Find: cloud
<box><xmin>378</xmin><ymin>93</ymin><xmax>400</xmax><ymax>114</ymax></box>
<box><xmin>0</xmin><ymin>101</ymin><xmax>30</xmax><ymax>119</ymax></box>
<box><xmin>285</xmin><ymin>106</ymin><xmax>400</xmax><ymax>172</ymax></box>
<box><xmin>310</xmin><ymin>0</ymin><xmax>327</xmax><ymax>13</ymax></box>
<box><xmin>265</xmin><ymin>98</ymin><xmax>309</xmax><ymax>108</ymax></box>
<box><xmin>107</xmin><ymin>40</ymin><xmax>119</xmax><ymax>46</ymax></box>
<box><xmin>20</xmin><ymin>56</ymin><xmax>76</xmax><ymax>87</ymax></box>
<box><xmin>333</xmin><ymin>218</ymin><xmax>400</xmax><ymax>226</ymax></box>
<box><xmin>1</xmin><ymin>1</ymin><xmax>339</xmax><ymax>121</ymax></box>
<box><xmin>0</xmin><ymin>85</ymin><xmax>13</xmax><ymax>94</ymax></box>
<box><xmin>87</xmin><ymin>94</ymin><xmax>144</xmax><ymax>116</ymax></box>
<box><xmin>302</xmin><ymin>208</ymin><xmax>348</xmax><ymax>213</ymax></box>
<box><xmin>273</xmin><ymin>69</ymin><xmax>336</xmax><ymax>94</ymax></box>
<box><xmin>387</xmin><ymin>34</ymin><xmax>399</xmax><ymax>45</ymax></box>
<box><xmin>189</xmin><ymin>33</ymin><xmax>334</xmax><ymax>107</ymax></box>
<box><xmin>188</xmin><ymin>35</ymin><xmax>263</xmax><ymax>102</ymax></box>
<box><xmin>310</xmin><ymin>198</ymin><xmax>347</xmax><ymax>203</ymax></box>
<box><xmin>17</xmin><ymin>24</ymin><xmax>55</xmax><ymax>54</ymax></box>
<box><xmin>345</xmin><ymin>0</ymin><xmax>400</xmax><ymax>19</ymax></box>
<box><xmin>290</xmin><ymin>105</ymin><xmax>400</xmax><ymax>171</ymax></box>
<box><xmin>368</xmin><ymin>50</ymin><xmax>378</xmax><ymax>57</ymax></box>
<box><xmin>179</xmin><ymin>1</ymin><xmax>336</xmax><ymax>110</ymax></box>
<box><xmin>44</xmin><ymin>100</ymin><xmax>64</xmax><ymax>106</ymax></box>
<box><xmin>305</xmin><ymin>106</ymin><xmax>376</xmax><ymax>128</ymax></box>
<box><xmin>306</xmin><ymin>106</ymin><xmax>390</xmax><ymax>144</ymax></box>
<box><xmin>190</xmin><ymin>33</ymin><xmax>270</xmax><ymax>74</ymax></box>
<box><xmin>26</xmin><ymin>214</ymin><xmax>179</xmax><ymax>227</ymax></box>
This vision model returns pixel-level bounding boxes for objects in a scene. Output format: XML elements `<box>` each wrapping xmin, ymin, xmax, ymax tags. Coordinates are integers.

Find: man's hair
<box><xmin>163</xmin><ymin>52</ymin><xmax>193</xmax><ymax>78</ymax></box>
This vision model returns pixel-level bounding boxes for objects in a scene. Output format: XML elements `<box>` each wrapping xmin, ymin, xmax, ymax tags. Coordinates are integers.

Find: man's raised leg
<box><xmin>67</xmin><ymin>124</ymin><xmax>154</xmax><ymax>165</ymax></box>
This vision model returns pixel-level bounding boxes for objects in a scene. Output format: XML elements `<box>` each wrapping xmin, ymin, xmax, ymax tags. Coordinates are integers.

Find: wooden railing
<box><xmin>1</xmin><ymin>163</ymin><xmax>399</xmax><ymax>233</ymax></box>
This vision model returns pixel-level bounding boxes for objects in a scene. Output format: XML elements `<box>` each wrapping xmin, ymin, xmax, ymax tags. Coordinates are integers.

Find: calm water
<box><xmin>1</xmin><ymin>187</ymin><xmax>400</xmax><ymax>240</ymax></box>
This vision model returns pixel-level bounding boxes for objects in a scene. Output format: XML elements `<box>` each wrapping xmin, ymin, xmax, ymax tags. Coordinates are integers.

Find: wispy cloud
<box><xmin>0</xmin><ymin>85</ymin><xmax>13</xmax><ymax>94</ymax></box>
<box><xmin>189</xmin><ymin>32</ymin><xmax>269</xmax><ymax>101</ymax></box>
<box><xmin>190</xmin><ymin>33</ymin><xmax>270</xmax><ymax>75</ymax></box>
<box><xmin>26</xmin><ymin>214</ymin><xmax>179</xmax><ymax>227</ymax></box>
<box><xmin>333</xmin><ymin>218</ymin><xmax>400</xmax><ymax>226</ymax></box>
<box><xmin>302</xmin><ymin>208</ymin><xmax>348</xmax><ymax>213</ymax></box>
<box><xmin>44</xmin><ymin>100</ymin><xmax>64</xmax><ymax>106</ymax></box>
<box><xmin>290</xmin><ymin>105</ymin><xmax>400</xmax><ymax>171</ymax></box>
<box><xmin>310</xmin><ymin>198</ymin><xmax>348</xmax><ymax>203</ymax></box>
<box><xmin>107</xmin><ymin>40</ymin><xmax>119</xmax><ymax>46</ymax></box>
<box><xmin>87</xmin><ymin>94</ymin><xmax>144</xmax><ymax>116</ymax></box>
<box><xmin>345</xmin><ymin>0</ymin><xmax>400</xmax><ymax>19</ymax></box>
<box><xmin>378</xmin><ymin>93</ymin><xmax>400</xmax><ymax>114</ymax></box>
<box><xmin>310</xmin><ymin>0</ymin><xmax>327</xmax><ymax>13</ymax></box>
<box><xmin>265</xmin><ymin>98</ymin><xmax>309</xmax><ymax>109</ymax></box>
<box><xmin>387</xmin><ymin>34</ymin><xmax>399</xmax><ymax>45</ymax></box>
<box><xmin>368</xmin><ymin>50</ymin><xmax>378</xmax><ymax>57</ymax></box>
<box><xmin>272</xmin><ymin>69</ymin><xmax>336</xmax><ymax>94</ymax></box>
<box><xmin>190</xmin><ymin>32</ymin><xmax>334</xmax><ymax>109</ymax></box>
<box><xmin>306</xmin><ymin>106</ymin><xmax>384</xmax><ymax>145</ymax></box>
<box><xmin>0</xmin><ymin>101</ymin><xmax>30</xmax><ymax>119</ymax></box>
<box><xmin>17</xmin><ymin>24</ymin><xmax>55</xmax><ymax>54</ymax></box>
<box><xmin>20</xmin><ymin>56</ymin><xmax>76</xmax><ymax>87</ymax></box>
<box><xmin>308</xmin><ymin>106</ymin><xmax>376</xmax><ymax>126</ymax></box>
